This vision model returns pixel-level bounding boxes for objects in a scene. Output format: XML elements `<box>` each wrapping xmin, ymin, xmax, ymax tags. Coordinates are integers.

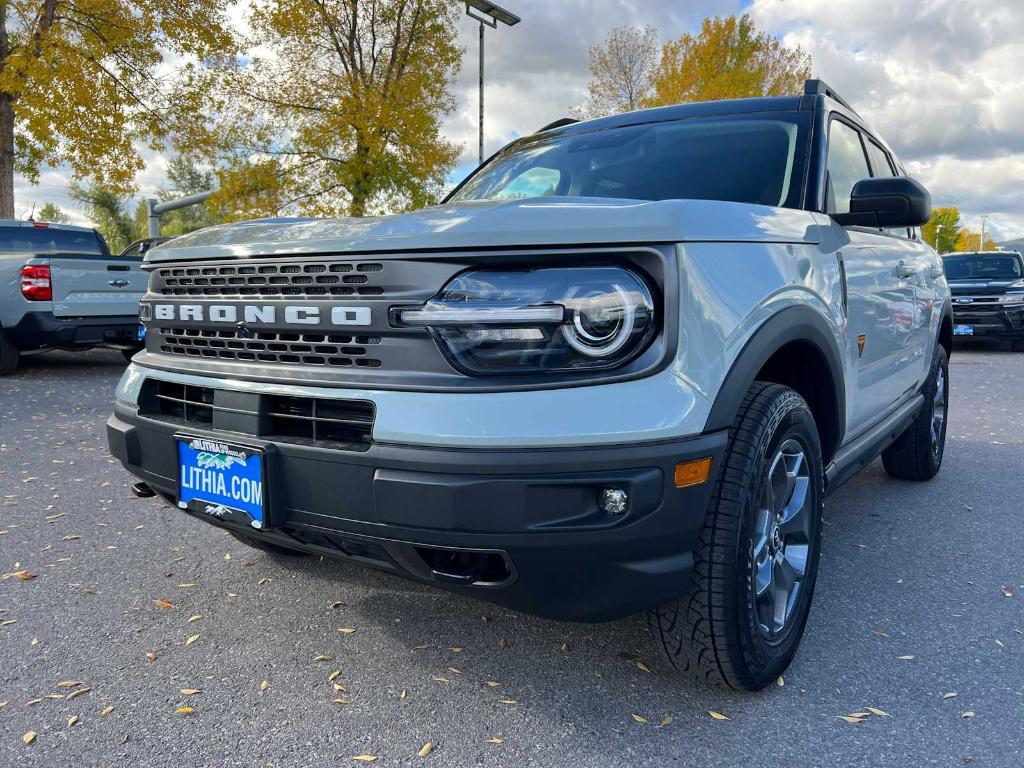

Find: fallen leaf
<box><xmin>399</xmin><ymin>689</ymin><xmax>407</xmax><ymax>700</ymax></box>
<box><xmin>636</xmin><ymin>660</ymin><xmax>650</xmax><ymax>672</ymax></box>
<box><xmin>448</xmin><ymin>667</ymin><xmax>463</xmax><ymax>675</ymax></box>
<box><xmin>328</xmin><ymin>670</ymin><xmax>341</xmax><ymax>682</ymax></box>
<box><xmin>560</xmin><ymin>642</ymin><xmax>569</xmax><ymax>653</ymax></box>
<box><xmin>433</xmin><ymin>677</ymin><xmax>449</xmax><ymax>684</ymax></box>
<box><xmin>22</xmin><ymin>731</ymin><xmax>36</xmax><ymax>745</ymax></box>
<box><xmin>313</xmin><ymin>655</ymin><xmax>333</xmax><ymax>662</ymax></box>
<box><xmin>898</xmin><ymin>655</ymin><xmax>915</xmax><ymax>660</ymax></box>
<box><xmin>25</xmin><ymin>698</ymin><xmax>42</xmax><ymax>707</ymax></box>
<box><xmin>260</xmin><ymin>680</ymin><xmax>269</xmax><ymax>691</ymax></box>
<box><xmin>0</xmin><ymin>619</ymin><xmax>16</xmax><ymax>627</ymax></box>
<box><xmin>352</xmin><ymin>756</ymin><xmax>377</xmax><ymax>762</ymax></box>
<box><xmin>776</xmin><ymin>676</ymin><xmax>785</xmax><ymax>687</ymax></box>
<box><xmin>332</xmin><ymin>698</ymin><xmax>349</xmax><ymax>705</ymax></box>
<box><xmin>483</xmin><ymin>738</ymin><xmax>503</xmax><ymax>745</ymax></box>
<box><xmin>187</xmin><ymin>614</ymin><xmax>202</xmax><ymax>623</ymax></box>
<box><xmin>44</xmin><ymin>694</ymin><xmax>65</xmax><ymax>700</ymax></box>
<box><xmin>1002</xmin><ymin>586</ymin><xmax>1014</xmax><ymax>598</ymax></box>
<box><xmin>338</xmin><ymin>628</ymin><xmax>357</xmax><ymax>635</ymax></box>
<box><xmin>871</xmin><ymin>629</ymin><xmax>890</xmax><ymax>638</ymax></box>
<box><xmin>632</xmin><ymin>713</ymin><xmax>649</xmax><ymax>723</ymax></box>
<box><xmin>152</xmin><ymin>599</ymin><xmax>174</xmax><ymax>609</ymax></box>
<box><xmin>177</xmin><ymin>583</ymin><xmax>196</xmax><ymax>589</ymax></box>
<box><xmin>329</xmin><ymin>601</ymin><xmax>346</xmax><ymax>609</ymax></box>
<box><xmin>57</xmin><ymin>681</ymin><xmax>83</xmax><ymax>689</ymax></box>
<box><xmin>334</xmin><ymin>684</ymin><xmax>347</xmax><ymax>692</ymax></box>
<box><xmin>185</xmin><ymin>634</ymin><xmax>200</xmax><ymax>646</ymax></box>
<box><xmin>417</xmin><ymin>742</ymin><xmax>433</xmax><ymax>757</ymax></box>
<box><xmin>499</xmin><ymin>699</ymin><xmax>517</xmax><ymax>705</ymax></box>
<box><xmin>484</xmin><ymin>681</ymin><xmax>500</xmax><ymax>688</ymax></box>
<box><xmin>450</xmin><ymin>646</ymin><xmax>462</xmax><ymax>653</ymax></box>
<box><xmin>15</xmin><ymin>571</ymin><xmax>36</xmax><ymax>580</ymax></box>
<box><xmin>66</xmin><ymin>687</ymin><xmax>90</xmax><ymax>701</ymax></box>
<box><xmin>176</xmin><ymin>706</ymin><xmax>193</xmax><ymax>715</ymax></box>
<box><xmin>67</xmin><ymin>715</ymin><xmax>79</xmax><ymax>727</ymax></box>
<box><xmin>100</xmin><ymin>706</ymin><xmax>113</xmax><ymax>716</ymax></box>
<box><xmin>0</xmin><ymin>702</ymin><xmax>7</xmax><ymax>709</ymax></box>
<box><xmin>412</xmin><ymin>644</ymin><xmax>429</xmax><ymax>651</ymax></box>
<box><xmin>708</xmin><ymin>711</ymin><xmax>730</xmax><ymax>721</ymax></box>
<box><xmin>838</xmin><ymin>716</ymin><xmax>865</xmax><ymax>724</ymax></box>
<box><xmin>944</xmin><ymin>692</ymin><xmax>958</xmax><ymax>699</ymax></box>
<box><xmin>257</xmin><ymin>578</ymin><xmax>270</xmax><ymax>585</ymax></box>
<box><xmin>180</xmin><ymin>688</ymin><xmax>201</xmax><ymax>695</ymax></box>
<box><xmin>659</xmin><ymin>716</ymin><xmax>673</xmax><ymax>727</ymax></box>
<box><xmin>498</xmin><ymin>638</ymin><xmax>508</xmax><ymax>650</ymax></box>
<box><xmin>146</xmin><ymin>652</ymin><xmax>157</xmax><ymax>662</ymax></box>
<box><xmin>961</xmin><ymin>711</ymin><xmax>975</xmax><ymax>719</ymax></box>
<box><xmin>865</xmin><ymin>707</ymin><xmax>891</xmax><ymax>717</ymax></box>
<box><xmin>63</xmin><ymin>535</ymin><xmax>80</xmax><ymax>541</ymax></box>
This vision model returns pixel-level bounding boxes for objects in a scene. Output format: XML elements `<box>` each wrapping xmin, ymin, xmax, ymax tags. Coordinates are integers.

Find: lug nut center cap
<box><xmin>770</xmin><ymin>524</ymin><xmax>783</xmax><ymax>553</ymax></box>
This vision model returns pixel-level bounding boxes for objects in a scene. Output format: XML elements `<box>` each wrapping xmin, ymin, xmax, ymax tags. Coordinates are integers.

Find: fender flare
<box><xmin>705</xmin><ymin>305</ymin><xmax>847</xmax><ymax>449</ymax></box>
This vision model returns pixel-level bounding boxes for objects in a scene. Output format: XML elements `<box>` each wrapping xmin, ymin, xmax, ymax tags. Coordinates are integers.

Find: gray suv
<box><xmin>108</xmin><ymin>80</ymin><xmax>952</xmax><ymax>690</ymax></box>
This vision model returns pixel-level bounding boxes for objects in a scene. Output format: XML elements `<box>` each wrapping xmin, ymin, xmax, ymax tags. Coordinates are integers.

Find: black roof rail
<box><xmin>803</xmin><ymin>79</ymin><xmax>858</xmax><ymax>114</ymax></box>
<box><xmin>537</xmin><ymin>117</ymin><xmax>578</xmax><ymax>132</ymax></box>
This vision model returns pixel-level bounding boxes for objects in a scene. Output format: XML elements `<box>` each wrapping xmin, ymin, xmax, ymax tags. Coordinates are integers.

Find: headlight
<box><xmin>999</xmin><ymin>293</ymin><xmax>1024</xmax><ymax>305</ymax></box>
<box><xmin>396</xmin><ymin>267</ymin><xmax>656</xmax><ymax>374</ymax></box>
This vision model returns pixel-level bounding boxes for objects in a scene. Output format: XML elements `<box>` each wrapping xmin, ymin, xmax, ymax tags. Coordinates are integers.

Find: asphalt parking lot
<box><xmin>1</xmin><ymin>346</ymin><xmax>1022</xmax><ymax>767</ymax></box>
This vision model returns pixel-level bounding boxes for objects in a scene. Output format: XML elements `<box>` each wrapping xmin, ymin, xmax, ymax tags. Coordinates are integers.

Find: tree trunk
<box><xmin>0</xmin><ymin>94</ymin><xmax>15</xmax><ymax>219</ymax></box>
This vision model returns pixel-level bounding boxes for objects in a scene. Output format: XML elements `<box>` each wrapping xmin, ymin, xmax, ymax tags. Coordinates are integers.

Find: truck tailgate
<box><xmin>50</xmin><ymin>258</ymin><xmax>147</xmax><ymax>318</ymax></box>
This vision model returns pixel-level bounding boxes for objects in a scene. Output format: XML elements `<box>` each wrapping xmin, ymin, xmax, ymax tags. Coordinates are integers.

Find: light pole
<box><xmin>465</xmin><ymin>1</ymin><xmax>520</xmax><ymax>167</ymax></box>
<box><xmin>979</xmin><ymin>214</ymin><xmax>988</xmax><ymax>251</ymax></box>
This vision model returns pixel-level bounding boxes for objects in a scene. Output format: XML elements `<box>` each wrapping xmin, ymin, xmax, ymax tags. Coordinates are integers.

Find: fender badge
<box><xmin>857</xmin><ymin>334</ymin><xmax>867</xmax><ymax>358</ymax></box>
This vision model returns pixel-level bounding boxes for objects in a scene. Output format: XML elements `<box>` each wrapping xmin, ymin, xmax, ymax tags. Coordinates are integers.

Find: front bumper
<box><xmin>951</xmin><ymin>303</ymin><xmax>1024</xmax><ymax>339</ymax></box>
<box><xmin>6</xmin><ymin>311</ymin><xmax>141</xmax><ymax>350</ymax></box>
<box><xmin>108</xmin><ymin>403</ymin><xmax>726</xmax><ymax>622</ymax></box>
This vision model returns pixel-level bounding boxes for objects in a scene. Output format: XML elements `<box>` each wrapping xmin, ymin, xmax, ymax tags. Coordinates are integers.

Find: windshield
<box><xmin>942</xmin><ymin>253</ymin><xmax>1023</xmax><ymax>280</ymax></box>
<box><xmin>0</xmin><ymin>226</ymin><xmax>103</xmax><ymax>254</ymax></box>
<box><xmin>450</xmin><ymin>113</ymin><xmax>809</xmax><ymax>209</ymax></box>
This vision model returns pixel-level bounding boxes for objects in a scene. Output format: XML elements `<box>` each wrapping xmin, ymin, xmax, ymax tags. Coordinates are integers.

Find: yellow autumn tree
<box><xmin>0</xmin><ymin>1</ymin><xmax>235</xmax><ymax>218</ymax></box>
<box><xmin>954</xmin><ymin>227</ymin><xmax>998</xmax><ymax>252</ymax></box>
<box><xmin>648</xmin><ymin>14</ymin><xmax>812</xmax><ymax>107</ymax></box>
<box><xmin>205</xmin><ymin>0</ymin><xmax>462</xmax><ymax>220</ymax></box>
<box><xmin>921</xmin><ymin>207</ymin><xmax>963</xmax><ymax>254</ymax></box>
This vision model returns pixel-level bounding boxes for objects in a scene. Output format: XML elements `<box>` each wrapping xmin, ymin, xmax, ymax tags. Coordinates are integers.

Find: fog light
<box><xmin>600</xmin><ymin>488</ymin><xmax>629</xmax><ymax>515</ymax></box>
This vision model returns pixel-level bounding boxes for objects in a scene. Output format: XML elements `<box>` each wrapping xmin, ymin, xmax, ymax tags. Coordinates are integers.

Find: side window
<box><xmin>865</xmin><ymin>140</ymin><xmax>896</xmax><ymax>178</ymax></box>
<box><xmin>826</xmin><ymin>120</ymin><xmax>871</xmax><ymax>214</ymax></box>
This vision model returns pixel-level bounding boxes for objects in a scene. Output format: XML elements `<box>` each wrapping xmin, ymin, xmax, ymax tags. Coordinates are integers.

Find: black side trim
<box><xmin>706</xmin><ymin>305</ymin><xmax>846</xmax><ymax>446</ymax></box>
<box><xmin>824</xmin><ymin>393</ymin><xmax>923</xmax><ymax>494</ymax></box>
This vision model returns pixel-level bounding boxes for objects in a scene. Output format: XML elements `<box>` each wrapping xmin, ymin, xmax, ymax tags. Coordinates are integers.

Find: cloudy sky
<box><xmin>26</xmin><ymin>0</ymin><xmax>1024</xmax><ymax>241</ymax></box>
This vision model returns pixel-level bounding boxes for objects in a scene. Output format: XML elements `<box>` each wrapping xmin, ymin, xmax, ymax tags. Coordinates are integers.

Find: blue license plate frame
<box><xmin>953</xmin><ymin>324</ymin><xmax>974</xmax><ymax>336</ymax></box>
<box><xmin>176</xmin><ymin>435</ymin><xmax>267</xmax><ymax>529</ymax></box>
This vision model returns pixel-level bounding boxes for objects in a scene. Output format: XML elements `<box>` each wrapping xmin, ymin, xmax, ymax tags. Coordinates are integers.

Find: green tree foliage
<box><xmin>921</xmin><ymin>207</ymin><xmax>962</xmax><ymax>253</ymax></box>
<box><xmin>577</xmin><ymin>25</ymin><xmax>659</xmax><ymax>118</ymax></box>
<box><xmin>0</xmin><ymin>1</ymin><xmax>236</xmax><ymax>218</ymax></box>
<box><xmin>204</xmin><ymin>0</ymin><xmax>462</xmax><ymax>220</ymax></box>
<box><xmin>69</xmin><ymin>183</ymin><xmax>141</xmax><ymax>253</ymax></box>
<box><xmin>649</xmin><ymin>14</ymin><xmax>812</xmax><ymax>106</ymax></box>
<box><xmin>156</xmin><ymin>156</ymin><xmax>220</xmax><ymax>236</ymax></box>
<box><xmin>37</xmin><ymin>201</ymin><xmax>69</xmax><ymax>224</ymax></box>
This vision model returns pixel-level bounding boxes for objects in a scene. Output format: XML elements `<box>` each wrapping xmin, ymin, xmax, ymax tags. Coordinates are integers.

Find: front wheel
<box><xmin>881</xmin><ymin>345</ymin><xmax>948</xmax><ymax>481</ymax></box>
<box><xmin>649</xmin><ymin>382</ymin><xmax>824</xmax><ymax>690</ymax></box>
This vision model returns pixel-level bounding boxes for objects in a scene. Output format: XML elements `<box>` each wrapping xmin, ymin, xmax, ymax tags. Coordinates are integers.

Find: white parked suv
<box><xmin>108</xmin><ymin>80</ymin><xmax>952</xmax><ymax>690</ymax></box>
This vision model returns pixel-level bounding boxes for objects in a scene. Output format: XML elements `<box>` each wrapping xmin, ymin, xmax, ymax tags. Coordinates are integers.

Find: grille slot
<box><xmin>138</xmin><ymin>380</ymin><xmax>374</xmax><ymax>450</ymax></box>
<box><xmin>157</xmin><ymin>327</ymin><xmax>382</xmax><ymax>368</ymax></box>
<box><xmin>155</xmin><ymin>261</ymin><xmax>386</xmax><ymax>297</ymax></box>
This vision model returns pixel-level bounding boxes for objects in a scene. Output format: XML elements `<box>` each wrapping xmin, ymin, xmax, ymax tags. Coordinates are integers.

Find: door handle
<box><xmin>108</xmin><ymin>279</ymin><xmax>130</xmax><ymax>287</ymax></box>
<box><xmin>895</xmin><ymin>262</ymin><xmax>924</xmax><ymax>279</ymax></box>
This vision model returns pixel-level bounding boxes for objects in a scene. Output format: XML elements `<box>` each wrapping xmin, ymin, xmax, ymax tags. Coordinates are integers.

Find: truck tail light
<box><xmin>20</xmin><ymin>264</ymin><xmax>52</xmax><ymax>301</ymax></box>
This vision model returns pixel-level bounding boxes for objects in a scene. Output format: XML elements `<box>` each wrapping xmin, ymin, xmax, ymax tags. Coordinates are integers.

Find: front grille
<box><xmin>154</xmin><ymin>261</ymin><xmax>386</xmax><ymax>297</ymax></box>
<box><xmin>155</xmin><ymin>326</ymin><xmax>383</xmax><ymax>368</ymax></box>
<box><xmin>139</xmin><ymin>380</ymin><xmax>374</xmax><ymax>450</ymax></box>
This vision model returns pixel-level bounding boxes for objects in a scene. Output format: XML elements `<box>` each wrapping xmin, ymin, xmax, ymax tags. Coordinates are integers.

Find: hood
<box><xmin>948</xmin><ymin>277</ymin><xmax>1024</xmax><ymax>294</ymax></box>
<box><xmin>146</xmin><ymin>197</ymin><xmax>827</xmax><ymax>263</ymax></box>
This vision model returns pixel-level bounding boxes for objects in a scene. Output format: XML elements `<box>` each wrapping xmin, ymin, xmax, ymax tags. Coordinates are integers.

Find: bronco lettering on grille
<box><xmin>149</xmin><ymin>304</ymin><xmax>372</xmax><ymax>327</ymax></box>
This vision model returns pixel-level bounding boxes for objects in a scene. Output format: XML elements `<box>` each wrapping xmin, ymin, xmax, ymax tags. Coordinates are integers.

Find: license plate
<box><xmin>136</xmin><ymin>325</ymin><xmax>146</xmax><ymax>341</ymax></box>
<box><xmin>953</xmin><ymin>324</ymin><xmax>974</xmax><ymax>336</ymax></box>
<box><xmin>177</xmin><ymin>437</ymin><xmax>265</xmax><ymax>529</ymax></box>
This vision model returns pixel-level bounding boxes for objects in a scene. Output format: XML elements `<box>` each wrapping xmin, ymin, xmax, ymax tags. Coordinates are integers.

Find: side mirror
<box><xmin>832</xmin><ymin>176</ymin><xmax>931</xmax><ymax>228</ymax></box>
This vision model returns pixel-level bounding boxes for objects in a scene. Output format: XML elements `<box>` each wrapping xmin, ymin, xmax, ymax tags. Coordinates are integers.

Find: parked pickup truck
<box><xmin>108</xmin><ymin>80</ymin><xmax>952</xmax><ymax>690</ymax></box>
<box><xmin>0</xmin><ymin>221</ymin><xmax>148</xmax><ymax>374</ymax></box>
<box><xmin>943</xmin><ymin>250</ymin><xmax>1024</xmax><ymax>349</ymax></box>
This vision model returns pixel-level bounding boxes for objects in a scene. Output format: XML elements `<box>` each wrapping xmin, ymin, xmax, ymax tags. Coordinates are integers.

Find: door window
<box><xmin>826</xmin><ymin>120</ymin><xmax>871</xmax><ymax>214</ymax></box>
<box><xmin>865</xmin><ymin>140</ymin><xmax>896</xmax><ymax>177</ymax></box>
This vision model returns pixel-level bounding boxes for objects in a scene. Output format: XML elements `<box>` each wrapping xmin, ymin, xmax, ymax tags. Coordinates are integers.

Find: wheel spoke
<box><xmin>767</xmin><ymin>452</ymin><xmax>790</xmax><ymax>513</ymax></box>
<box><xmin>779</xmin><ymin>477</ymin><xmax>810</xmax><ymax>539</ymax></box>
<box><xmin>755</xmin><ymin>555</ymin><xmax>773</xmax><ymax>597</ymax></box>
<box><xmin>783</xmin><ymin>543</ymin><xmax>809</xmax><ymax>576</ymax></box>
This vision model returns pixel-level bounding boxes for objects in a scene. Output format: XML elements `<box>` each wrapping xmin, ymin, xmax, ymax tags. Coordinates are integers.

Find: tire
<box><xmin>881</xmin><ymin>345</ymin><xmax>948</xmax><ymax>481</ymax></box>
<box><xmin>0</xmin><ymin>331</ymin><xmax>19</xmax><ymax>376</ymax></box>
<box><xmin>228</xmin><ymin>531</ymin><xmax>310</xmax><ymax>562</ymax></box>
<box><xmin>649</xmin><ymin>382</ymin><xmax>824</xmax><ymax>691</ymax></box>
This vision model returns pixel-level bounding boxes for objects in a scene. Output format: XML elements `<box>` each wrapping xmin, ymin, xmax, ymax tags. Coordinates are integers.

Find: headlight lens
<box><xmin>397</xmin><ymin>267</ymin><xmax>656</xmax><ymax>374</ymax></box>
<box><xmin>999</xmin><ymin>293</ymin><xmax>1024</xmax><ymax>305</ymax></box>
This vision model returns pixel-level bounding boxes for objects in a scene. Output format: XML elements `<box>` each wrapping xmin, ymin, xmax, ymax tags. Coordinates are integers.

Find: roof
<box><xmin>0</xmin><ymin>219</ymin><xmax>93</xmax><ymax>232</ymax></box>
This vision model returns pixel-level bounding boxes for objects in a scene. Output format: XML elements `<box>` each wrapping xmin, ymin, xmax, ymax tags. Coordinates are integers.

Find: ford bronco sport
<box><xmin>108</xmin><ymin>80</ymin><xmax>952</xmax><ymax>690</ymax></box>
<box><xmin>0</xmin><ymin>220</ymin><xmax>148</xmax><ymax>374</ymax></box>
